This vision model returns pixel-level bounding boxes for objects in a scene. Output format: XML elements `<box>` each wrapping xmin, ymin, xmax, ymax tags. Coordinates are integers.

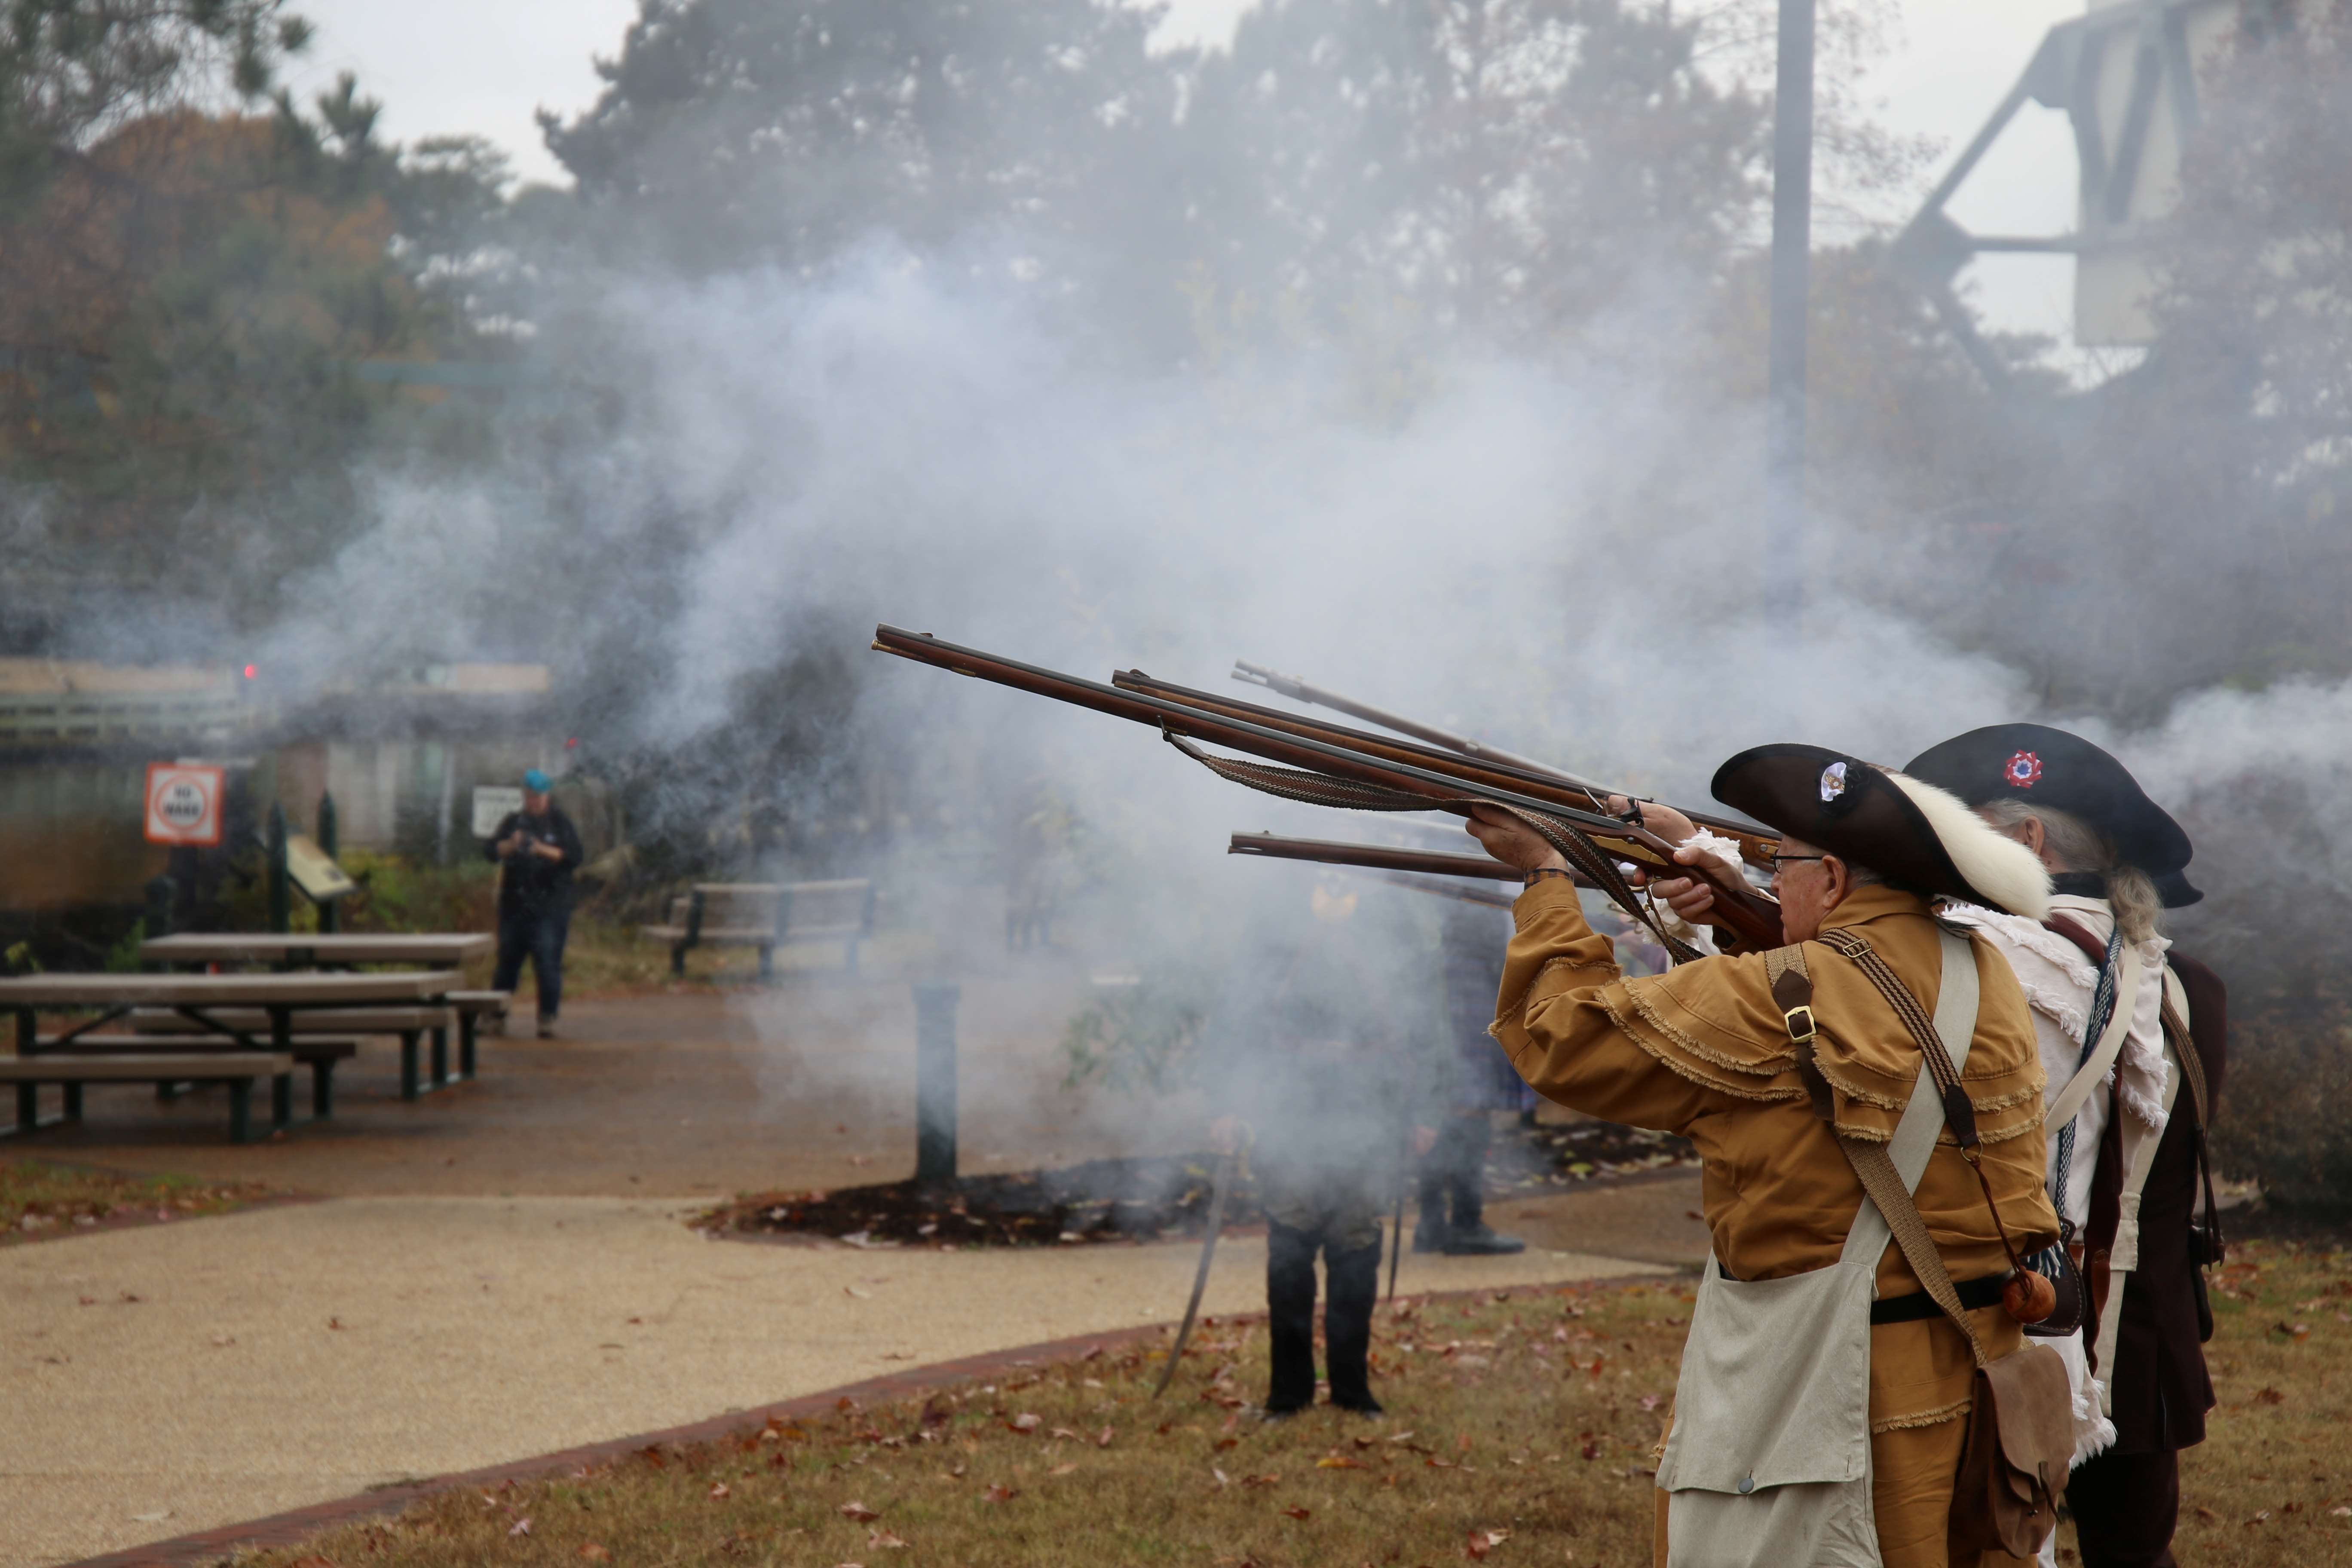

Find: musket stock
<box><xmin>872</xmin><ymin>626</ymin><xmax>1784</xmax><ymax>952</ymax></box>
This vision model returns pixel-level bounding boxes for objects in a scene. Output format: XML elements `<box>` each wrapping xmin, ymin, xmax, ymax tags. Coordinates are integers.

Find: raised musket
<box><xmin>1223</xmin><ymin>661</ymin><xmax>1776</xmax><ymax>863</ymax></box>
<box><xmin>871</xmin><ymin>626</ymin><xmax>1783</xmax><ymax>952</ymax></box>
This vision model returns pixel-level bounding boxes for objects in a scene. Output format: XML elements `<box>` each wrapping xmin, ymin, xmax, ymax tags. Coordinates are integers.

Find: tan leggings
<box><xmin>1652</xmin><ymin>1416</ymin><xmax>2037</xmax><ymax>1568</ymax></box>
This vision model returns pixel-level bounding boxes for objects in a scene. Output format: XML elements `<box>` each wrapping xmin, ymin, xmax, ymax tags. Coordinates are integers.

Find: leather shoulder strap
<box><xmin>2161</xmin><ymin>964</ymin><xmax>2210</xmax><ymax>1131</ymax></box>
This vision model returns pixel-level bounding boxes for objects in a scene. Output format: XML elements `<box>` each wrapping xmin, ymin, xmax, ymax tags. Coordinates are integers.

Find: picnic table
<box><xmin>139</xmin><ymin>933</ymin><xmax>507</xmax><ymax>1094</ymax></box>
<box><xmin>0</xmin><ymin>970</ymin><xmax>459</xmax><ymax>1141</ymax></box>
<box><xmin>141</xmin><ymin>933</ymin><xmax>494</xmax><ymax>971</ymax></box>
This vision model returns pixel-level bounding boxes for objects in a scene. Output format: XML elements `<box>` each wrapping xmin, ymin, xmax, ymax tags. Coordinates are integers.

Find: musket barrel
<box><xmin>873</xmin><ymin>626</ymin><xmax>1784</xmax><ymax>950</ymax></box>
<box><xmin>1234</xmin><ymin>660</ymin><xmax>1608</xmax><ymax>790</ymax></box>
<box><xmin>1227</xmin><ymin>830</ymin><xmax>1537</xmax><ymax>884</ymax></box>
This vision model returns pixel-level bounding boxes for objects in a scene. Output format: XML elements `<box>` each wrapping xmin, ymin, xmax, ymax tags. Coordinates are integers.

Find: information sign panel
<box><xmin>472</xmin><ymin>786</ymin><xmax>524</xmax><ymax>838</ymax></box>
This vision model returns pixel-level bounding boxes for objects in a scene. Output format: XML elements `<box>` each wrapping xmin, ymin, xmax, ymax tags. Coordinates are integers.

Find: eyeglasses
<box><xmin>1767</xmin><ymin>853</ymin><xmax>1827</xmax><ymax>867</ymax></box>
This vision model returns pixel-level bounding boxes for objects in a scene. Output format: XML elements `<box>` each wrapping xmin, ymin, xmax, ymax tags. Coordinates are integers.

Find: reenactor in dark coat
<box><xmin>1415</xmin><ymin>899</ymin><xmax>1527</xmax><ymax>1255</ymax></box>
<box><xmin>1906</xmin><ymin>726</ymin><xmax>2224</xmax><ymax>1568</ymax></box>
<box><xmin>1209</xmin><ymin>881</ymin><xmax>1442</xmax><ymax>1418</ymax></box>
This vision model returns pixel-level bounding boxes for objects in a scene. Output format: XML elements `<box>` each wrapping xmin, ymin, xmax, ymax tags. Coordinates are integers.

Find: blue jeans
<box><xmin>494</xmin><ymin>903</ymin><xmax>570</xmax><ymax>1020</ymax></box>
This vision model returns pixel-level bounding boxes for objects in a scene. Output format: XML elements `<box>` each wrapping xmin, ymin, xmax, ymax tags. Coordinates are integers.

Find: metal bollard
<box><xmin>316</xmin><ymin>790</ymin><xmax>339</xmax><ymax>933</ymax></box>
<box><xmin>266</xmin><ymin>804</ymin><xmax>290</xmax><ymax>934</ymax></box>
<box><xmin>913</xmin><ymin>982</ymin><xmax>961</xmax><ymax>1184</ymax></box>
<box><xmin>143</xmin><ymin>876</ymin><xmax>176</xmax><ymax>941</ymax></box>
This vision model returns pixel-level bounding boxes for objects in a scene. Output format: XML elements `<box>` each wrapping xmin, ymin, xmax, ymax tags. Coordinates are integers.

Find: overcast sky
<box><xmin>279</xmin><ymin>0</ymin><xmax>2087</xmax><ymax>340</ymax></box>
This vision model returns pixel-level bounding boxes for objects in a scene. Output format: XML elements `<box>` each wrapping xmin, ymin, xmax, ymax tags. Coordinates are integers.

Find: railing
<box><xmin>0</xmin><ymin>689</ymin><xmax>255</xmax><ymax>745</ymax></box>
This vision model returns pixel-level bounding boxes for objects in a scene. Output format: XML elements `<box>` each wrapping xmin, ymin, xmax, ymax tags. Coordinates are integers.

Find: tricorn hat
<box><xmin>2151</xmin><ymin>868</ymin><xmax>2204</xmax><ymax>910</ymax></box>
<box><xmin>1900</xmin><ymin>724</ymin><xmax>2192</xmax><ymax>881</ymax></box>
<box><xmin>1712</xmin><ymin>744</ymin><xmax>2051</xmax><ymax>919</ymax></box>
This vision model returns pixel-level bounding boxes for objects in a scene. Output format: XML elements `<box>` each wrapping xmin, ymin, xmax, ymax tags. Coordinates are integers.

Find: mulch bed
<box><xmin>697</xmin><ymin>1118</ymin><xmax>1699</xmax><ymax>1249</ymax></box>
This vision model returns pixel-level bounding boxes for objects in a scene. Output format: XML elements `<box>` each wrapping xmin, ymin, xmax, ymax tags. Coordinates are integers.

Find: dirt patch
<box><xmin>697</xmin><ymin>1154</ymin><xmax>1254</xmax><ymax>1248</ymax></box>
<box><xmin>699</xmin><ymin>1119</ymin><xmax>1699</xmax><ymax>1250</ymax></box>
<box><xmin>0</xmin><ymin>1157</ymin><xmax>290</xmax><ymax>1247</ymax></box>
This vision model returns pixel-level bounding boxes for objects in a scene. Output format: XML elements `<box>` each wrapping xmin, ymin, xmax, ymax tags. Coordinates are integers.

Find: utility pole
<box><xmin>1766</xmin><ymin>0</ymin><xmax>1816</xmax><ymax>613</ymax></box>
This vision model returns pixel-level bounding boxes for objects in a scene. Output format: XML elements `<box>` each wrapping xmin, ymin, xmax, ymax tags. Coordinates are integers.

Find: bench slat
<box><xmin>0</xmin><ymin>1053</ymin><xmax>291</xmax><ymax>1081</ymax></box>
<box><xmin>37</xmin><ymin>1036</ymin><xmax>360</xmax><ymax>1059</ymax></box>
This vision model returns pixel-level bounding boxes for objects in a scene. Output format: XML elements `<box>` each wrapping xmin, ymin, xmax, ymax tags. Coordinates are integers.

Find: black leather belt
<box><xmin>1868</xmin><ymin>1271</ymin><xmax>2011</xmax><ymax>1324</ymax></box>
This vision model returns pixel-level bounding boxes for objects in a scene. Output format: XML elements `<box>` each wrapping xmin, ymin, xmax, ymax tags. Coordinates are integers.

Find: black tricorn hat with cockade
<box><xmin>1900</xmin><ymin>724</ymin><xmax>2193</xmax><ymax>894</ymax></box>
<box><xmin>1711</xmin><ymin>743</ymin><xmax>2052</xmax><ymax>918</ymax></box>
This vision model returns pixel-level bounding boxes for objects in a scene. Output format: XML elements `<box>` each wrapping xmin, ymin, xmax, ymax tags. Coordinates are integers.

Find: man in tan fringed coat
<box><xmin>1467</xmin><ymin>744</ymin><xmax>2062</xmax><ymax>1568</ymax></box>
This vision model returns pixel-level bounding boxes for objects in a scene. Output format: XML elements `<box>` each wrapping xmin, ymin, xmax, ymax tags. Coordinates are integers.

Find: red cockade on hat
<box><xmin>2003</xmin><ymin>750</ymin><xmax>2043</xmax><ymax>789</ymax></box>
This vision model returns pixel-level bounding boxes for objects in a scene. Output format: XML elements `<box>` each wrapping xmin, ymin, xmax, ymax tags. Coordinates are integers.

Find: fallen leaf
<box><xmin>578</xmin><ymin>1547</ymin><xmax>610</xmax><ymax>1562</ymax></box>
<box><xmin>1638</xmin><ymin>1393</ymin><xmax>1663</xmax><ymax>1412</ymax></box>
<box><xmin>209</xmin><ymin>1334</ymin><xmax>235</xmax><ymax>1348</ymax></box>
<box><xmin>129</xmin><ymin>1509</ymin><xmax>172</xmax><ymax>1523</ymax></box>
<box><xmin>709</xmin><ymin>1482</ymin><xmax>730</xmax><ymax>1500</ymax></box>
<box><xmin>2249</xmin><ymin>1510</ymin><xmax>2273</xmax><ymax>1525</ymax></box>
<box><xmin>2196</xmin><ymin>1507</ymin><xmax>2217</xmax><ymax>1521</ymax></box>
<box><xmin>1580</xmin><ymin>1442</ymin><xmax>1601</xmax><ymax>1461</ymax></box>
<box><xmin>1385</xmin><ymin>1431</ymin><xmax>1418</xmax><ymax>1444</ymax></box>
<box><xmin>869</xmin><ymin>1529</ymin><xmax>909</xmax><ymax>1548</ymax></box>
<box><xmin>1049</xmin><ymin>1463</ymin><xmax>1079</xmax><ymax>1476</ymax></box>
<box><xmin>1010</xmin><ymin>1412</ymin><xmax>1043</xmax><ymax>1433</ymax></box>
<box><xmin>983</xmin><ymin>1484</ymin><xmax>1019</xmax><ymax>1504</ymax></box>
<box><xmin>2330</xmin><ymin>1506</ymin><xmax>2352</xmax><ymax>1517</ymax></box>
<box><xmin>1243</xmin><ymin>1473</ymin><xmax>1282</xmax><ymax>1488</ymax></box>
<box><xmin>1094</xmin><ymin>1426</ymin><xmax>1115</xmax><ymax>1448</ymax></box>
<box><xmin>845</xmin><ymin>1286</ymin><xmax>871</xmax><ymax>1299</ymax></box>
<box><xmin>1211</xmin><ymin>1467</ymin><xmax>1231</xmax><ymax>1488</ymax></box>
<box><xmin>1284</xmin><ymin>1506</ymin><xmax>1311</xmax><ymax>1521</ymax></box>
<box><xmin>2255</xmin><ymin>1387</ymin><xmax>2287</xmax><ymax>1406</ymax></box>
<box><xmin>327</xmin><ymin>1317</ymin><xmax>343</xmax><ymax>1330</ymax></box>
<box><xmin>1458</xmin><ymin>1434</ymin><xmax>1474</xmax><ymax>1452</ymax></box>
<box><xmin>1049</xmin><ymin>1427</ymin><xmax>1081</xmax><ymax>1440</ymax></box>
<box><xmin>839</xmin><ymin>1501</ymin><xmax>881</xmax><ymax>1522</ymax></box>
<box><xmin>508</xmin><ymin>1518</ymin><xmax>532</xmax><ymax>1537</ymax></box>
<box><xmin>1317</xmin><ymin>1456</ymin><xmax>1364</xmax><ymax>1470</ymax></box>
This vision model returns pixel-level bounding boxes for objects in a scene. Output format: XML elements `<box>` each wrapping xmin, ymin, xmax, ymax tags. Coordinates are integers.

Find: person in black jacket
<box><xmin>484</xmin><ymin>769</ymin><xmax>583</xmax><ymax>1038</ymax></box>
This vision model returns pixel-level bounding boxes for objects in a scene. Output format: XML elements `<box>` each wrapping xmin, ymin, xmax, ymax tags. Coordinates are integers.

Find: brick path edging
<box><xmin>62</xmin><ymin>1272</ymin><xmax>1667</xmax><ymax>1568</ymax></box>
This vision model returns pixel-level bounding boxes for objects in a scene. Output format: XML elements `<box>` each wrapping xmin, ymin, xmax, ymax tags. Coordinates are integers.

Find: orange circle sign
<box><xmin>144</xmin><ymin>763</ymin><xmax>224</xmax><ymax>846</ymax></box>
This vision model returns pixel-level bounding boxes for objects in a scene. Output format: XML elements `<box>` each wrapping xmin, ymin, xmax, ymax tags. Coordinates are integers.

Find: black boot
<box><xmin>1263</xmin><ymin>1220</ymin><xmax>1320</xmax><ymax>1415</ymax></box>
<box><xmin>1413</xmin><ymin>1170</ymin><xmax>1451</xmax><ymax>1253</ymax></box>
<box><xmin>1441</xmin><ymin>1116</ymin><xmax>1524</xmax><ymax>1254</ymax></box>
<box><xmin>1442</xmin><ymin>1223</ymin><xmax>1527</xmax><ymax>1255</ymax></box>
<box><xmin>1323</xmin><ymin>1235</ymin><xmax>1384</xmax><ymax>1414</ymax></box>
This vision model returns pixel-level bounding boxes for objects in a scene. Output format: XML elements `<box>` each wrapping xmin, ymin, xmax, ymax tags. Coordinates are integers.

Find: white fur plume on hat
<box><xmin>1883</xmin><ymin>770</ymin><xmax>2052</xmax><ymax>921</ymax></box>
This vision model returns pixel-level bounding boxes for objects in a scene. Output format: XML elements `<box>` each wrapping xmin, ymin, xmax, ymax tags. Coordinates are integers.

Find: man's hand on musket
<box><xmin>1600</xmin><ymin>796</ymin><xmax>1721</xmax><ymax>927</ymax></box>
<box><xmin>1467</xmin><ymin>799</ymin><xmax>1722</xmax><ymax>921</ymax></box>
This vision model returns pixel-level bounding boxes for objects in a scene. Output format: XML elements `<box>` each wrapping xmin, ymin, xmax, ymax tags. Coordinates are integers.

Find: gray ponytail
<box><xmin>1978</xmin><ymin>799</ymin><xmax>2162</xmax><ymax>944</ymax></box>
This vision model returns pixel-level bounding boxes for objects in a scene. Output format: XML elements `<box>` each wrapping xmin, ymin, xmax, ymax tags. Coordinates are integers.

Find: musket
<box><xmin>1116</xmin><ymin>666</ymin><xmax>1776</xmax><ymax>870</ymax></box>
<box><xmin>1235</xmin><ymin>658</ymin><xmax>1608</xmax><ymax>788</ymax></box>
<box><xmin>1228</xmin><ymin>831</ymin><xmax>1545</xmax><ymax>886</ymax></box>
<box><xmin>1152</xmin><ymin>1145</ymin><xmax>1239</xmax><ymax>1399</ymax></box>
<box><xmin>1225</xmin><ymin>661</ymin><xmax>1776</xmax><ymax>861</ymax></box>
<box><xmin>872</xmin><ymin>626</ymin><xmax>1784</xmax><ymax>953</ymax></box>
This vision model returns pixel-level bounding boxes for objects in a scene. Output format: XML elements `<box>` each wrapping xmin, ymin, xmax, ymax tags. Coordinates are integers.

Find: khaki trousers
<box><xmin>1653</xmin><ymin>1416</ymin><xmax>2038</xmax><ymax>1568</ymax></box>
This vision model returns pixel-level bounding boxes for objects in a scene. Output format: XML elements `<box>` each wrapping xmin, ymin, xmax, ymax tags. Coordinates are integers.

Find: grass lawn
<box><xmin>228</xmin><ymin>1242</ymin><xmax>2352</xmax><ymax>1568</ymax></box>
<box><xmin>0</xmin><ymin>1157</ymin><xmax>278</xmax><ymax>1242</ymax></box>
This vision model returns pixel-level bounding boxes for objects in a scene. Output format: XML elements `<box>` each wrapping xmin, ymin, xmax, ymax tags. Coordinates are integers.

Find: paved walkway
<box><xmin>3</xmin><ymin>1193</ymin><xmax>1661</xmax><ymax>1567</ymax></box>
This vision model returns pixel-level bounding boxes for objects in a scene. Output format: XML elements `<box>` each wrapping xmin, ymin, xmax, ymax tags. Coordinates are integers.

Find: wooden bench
<box><xmin>0</xmin><ymin>1052</ymin><xmax>295</xmax><ymax>1143</ymax></box>
<box><xmin>641</xmin><ymin>879</ymin><xmax>876</xmax><ymax>979</ymax></box>
<box><xmin>37</xmin><ymin>1036</ymin><xmax>360</xmax><ymax>1118</ymax></box>
<box><xmin>129</xmin><ymin>1006</ymin><xmax>459</xmax><ymax>1100</ymax></box>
